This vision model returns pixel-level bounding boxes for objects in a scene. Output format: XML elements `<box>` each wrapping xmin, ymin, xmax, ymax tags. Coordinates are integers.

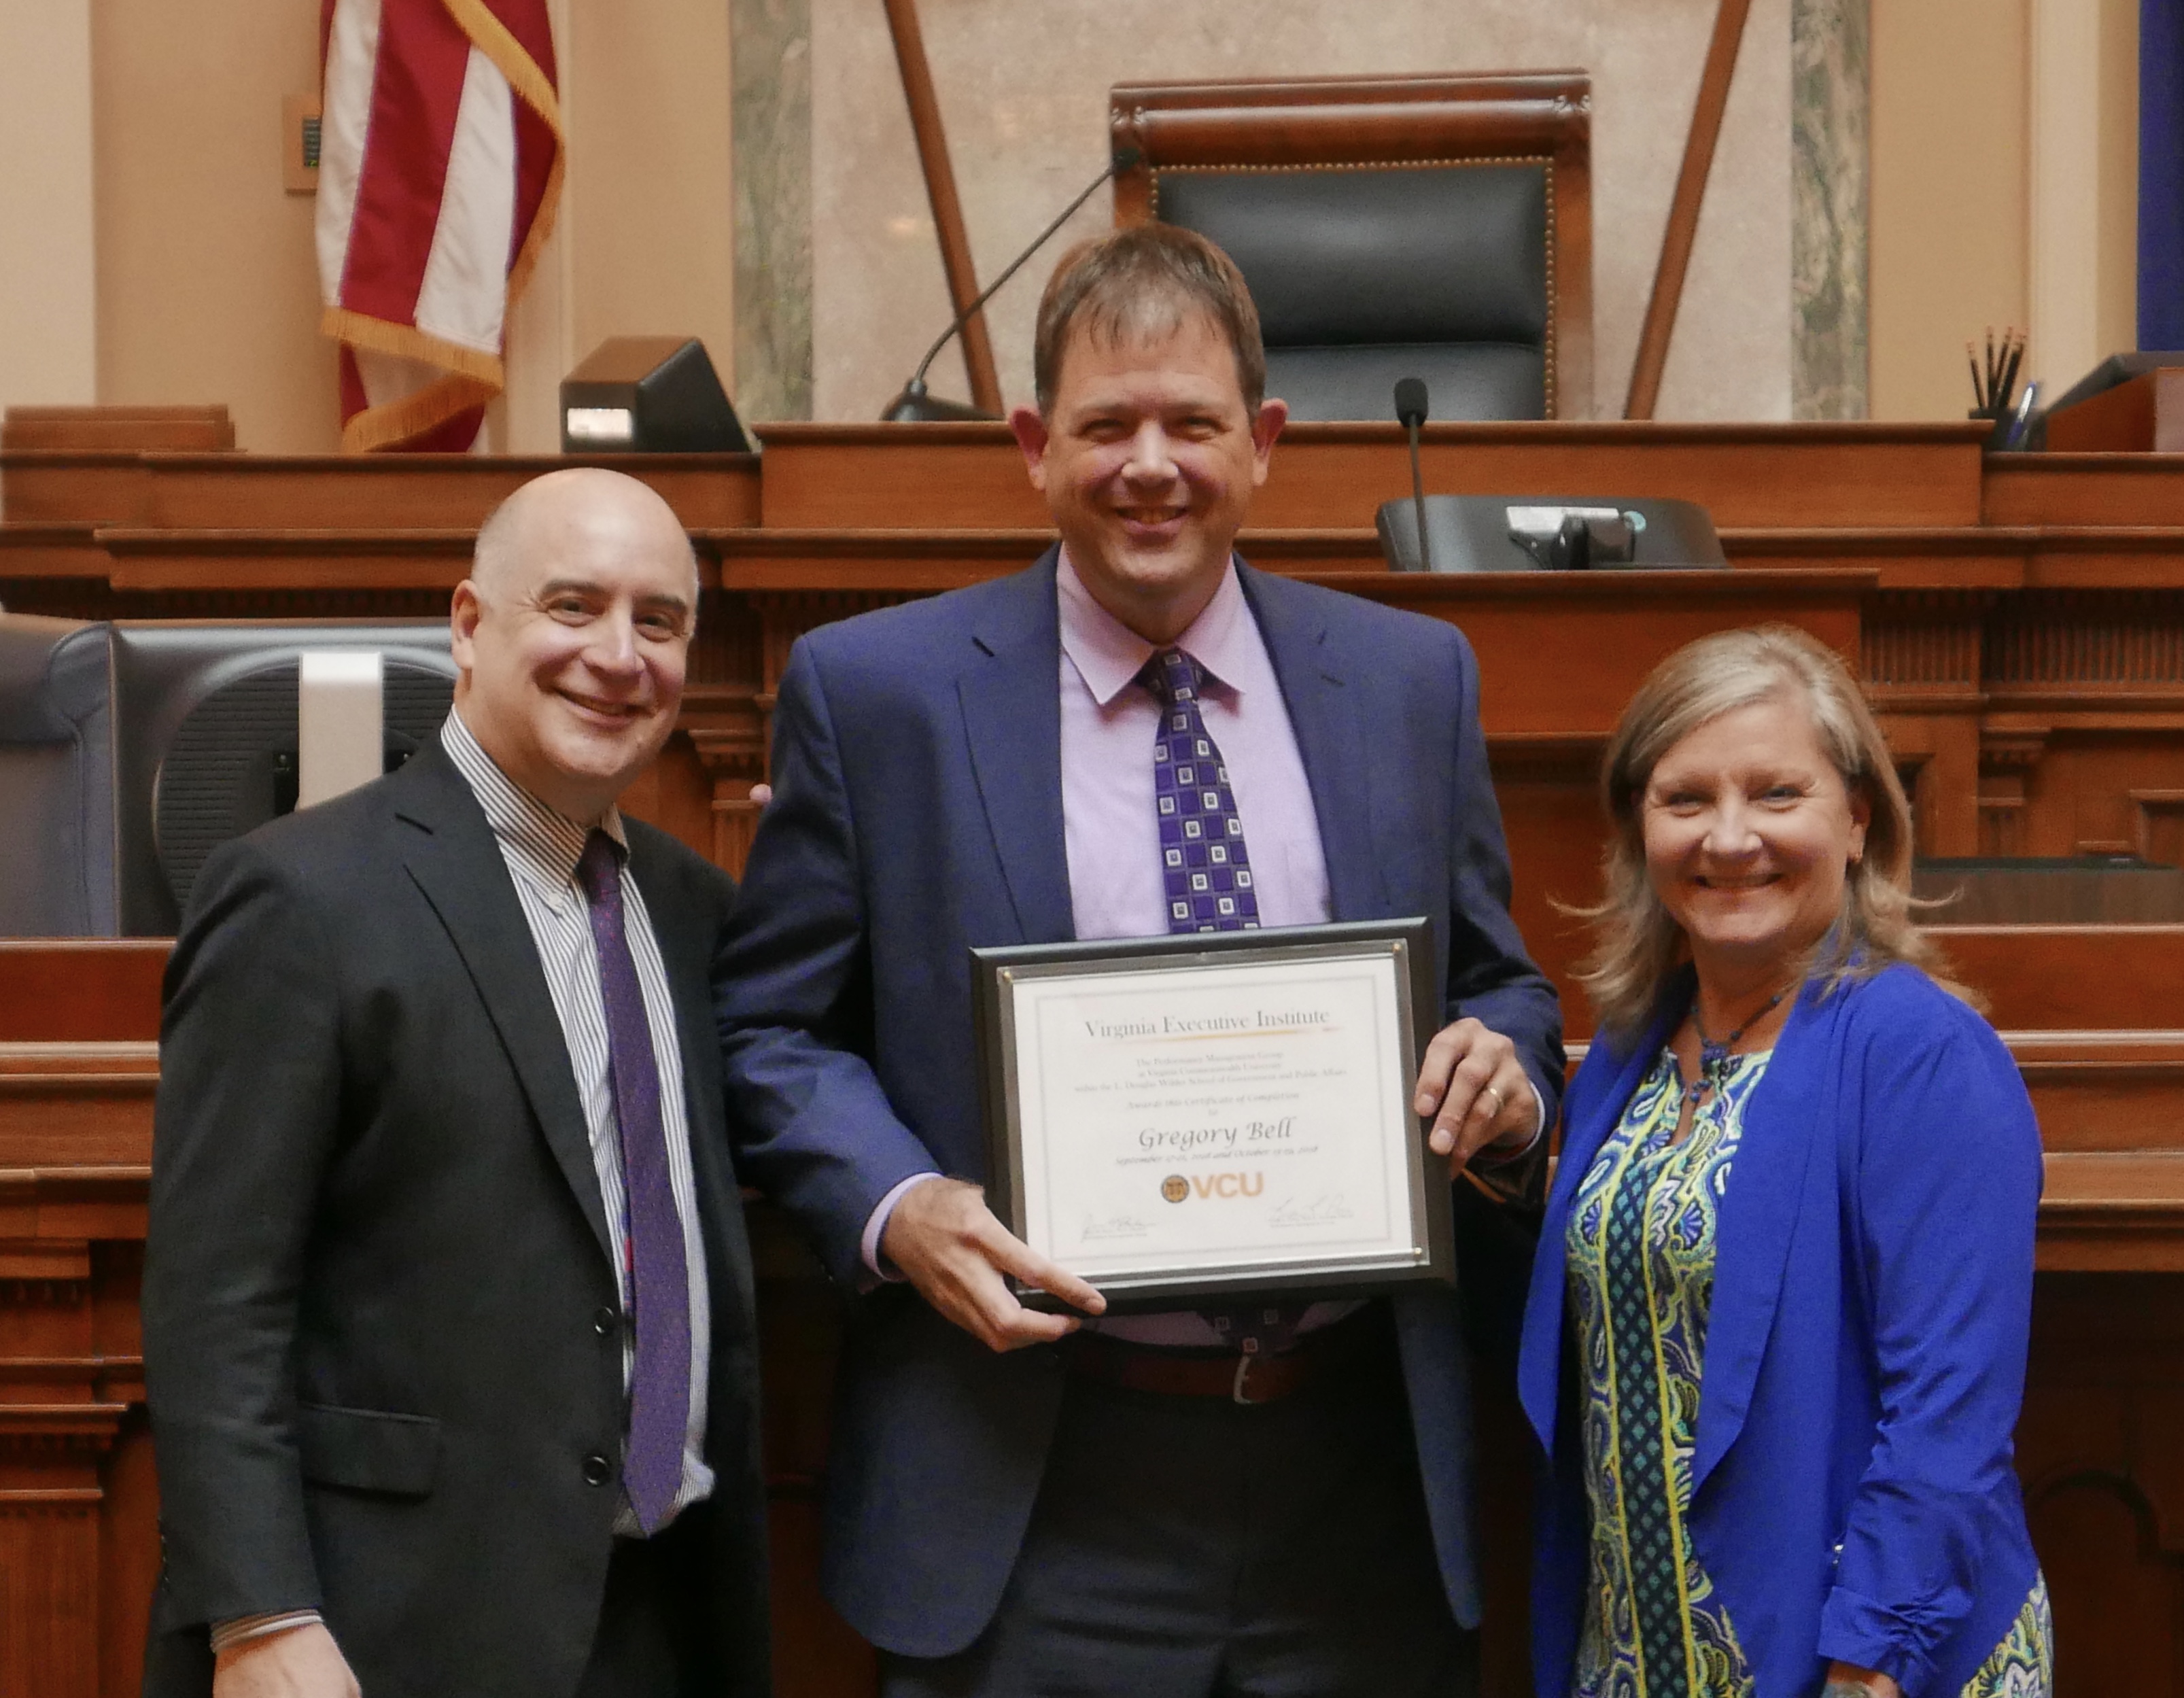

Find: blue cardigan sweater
<box><xmin>1519</xmin><ymin>965</ymin><xmax>2043</xmax><ymax>1698</ymax></box>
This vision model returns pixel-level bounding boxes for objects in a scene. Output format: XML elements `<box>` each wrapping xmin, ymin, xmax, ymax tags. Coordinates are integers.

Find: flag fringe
<box><xmin>340</xmin><ymin>368</ymin><xmax>497</xmax><ymax>453</ymax></box>
<box><xmin>322</xmin><ymin>307</ymin><xmax>507</xmax><ymax>389</ymax></box>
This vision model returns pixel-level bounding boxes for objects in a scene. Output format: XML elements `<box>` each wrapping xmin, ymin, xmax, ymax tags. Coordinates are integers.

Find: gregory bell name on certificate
<box><xmin>1008</xmin><ymin>957</ymin><xmax>1417</xmax><ymax>1282</ymax></box>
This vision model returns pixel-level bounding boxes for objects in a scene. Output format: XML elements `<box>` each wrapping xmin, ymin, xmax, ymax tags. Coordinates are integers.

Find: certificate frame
<box><xmin>971</xmin><ymin>918</ymin><xmax>1452</xmax><ymax>1311</ymax></box>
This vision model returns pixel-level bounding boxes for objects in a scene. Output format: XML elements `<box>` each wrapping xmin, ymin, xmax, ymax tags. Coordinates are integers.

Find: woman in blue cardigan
<box><xmin>1519</xmin><ymin>627</ymin><xmax>2049</xmax><ymax>1698</ymax></box>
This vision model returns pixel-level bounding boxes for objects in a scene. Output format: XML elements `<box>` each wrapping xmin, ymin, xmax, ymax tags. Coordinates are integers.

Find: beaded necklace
<box><xmin>1682</xmin><ymin>983</ymin><xmax>1793</xmax><ymax>1111</ymax></box>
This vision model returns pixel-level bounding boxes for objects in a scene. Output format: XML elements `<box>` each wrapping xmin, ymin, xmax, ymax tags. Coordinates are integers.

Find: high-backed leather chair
<box><xmin>1111</xmin><ymin>73</ymin><xmax>1592</xmax><ymax>421</ymax></box>
<box><xmin>0</xmin><ymin>614</ymin><xmax>117</xmax><ymax>936</ymax></box>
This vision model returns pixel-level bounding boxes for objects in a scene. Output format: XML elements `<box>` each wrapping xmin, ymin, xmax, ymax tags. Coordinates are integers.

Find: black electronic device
<box><xmin>114</xmin><ymin>623</ymin><xmax>456</xmax><ymax>933</ymax></box>
<box><xmin>0</xmin><ymin>616</ymin><xmax>456</xmax><ymax>936</ymax></box>
<box><xmin>1376</xmin><ymin>496</ymin><xmax>1724</xmax><ymax>574</ymax></box>
<box><xmin>882</xmin><ymin>147</ymin><xmax>1144</xmax><ymax>423</ymax></box>
<box><xmin>561</xmin><ymin>336</ymin><xmax>752</xmax><ymax>453</ymax></box>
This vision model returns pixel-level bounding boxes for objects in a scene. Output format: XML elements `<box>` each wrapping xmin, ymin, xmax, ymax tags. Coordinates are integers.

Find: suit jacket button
<box><xmin>593</xmin><ymin>1306</ymin><xmax>619</xmax><ymax>1338</ymax></box>
<box><xmin>582</xmin><ymin>1452</ymin><xmax>614</xmax><ymax>1487</ymax></box>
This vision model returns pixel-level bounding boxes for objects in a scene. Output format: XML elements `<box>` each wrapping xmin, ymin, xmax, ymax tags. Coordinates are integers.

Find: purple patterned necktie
<box><xmin>575</xmin><ymin>830</ymin><xmax>690</xmax><ymax>1533</ymax></box>
<box><xmin>1142</xmin><ymin>650</ymin><xmax>1298</xmax><ymax>1357</ymax></box>
<box><xmin>1146</xmin><ymin>647</ymin><xmax>1262</xmax><ymax>933</ymax></box>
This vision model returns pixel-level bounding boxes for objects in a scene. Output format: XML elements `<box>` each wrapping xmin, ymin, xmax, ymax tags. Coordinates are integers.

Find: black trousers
<box><xmin>574</xmin><ymin>1502</ymin><xmax>718</xmax><ymax>1698</ymax></box>
<box><xmin>882</xmin><ymin>1309</ymin><xmax>1476</xmax><ymax>1698</ymax></box>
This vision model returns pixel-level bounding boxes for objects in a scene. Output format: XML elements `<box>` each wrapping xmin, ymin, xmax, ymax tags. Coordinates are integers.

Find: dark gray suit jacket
<box><xmin>141</xmin><ymin>738</ymin><xmax>769</xmax><ymax>1698</ymax></box>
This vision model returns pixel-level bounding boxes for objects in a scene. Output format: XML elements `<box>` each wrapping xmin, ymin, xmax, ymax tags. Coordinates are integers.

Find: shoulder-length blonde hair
<box><xmin>1574</xmin><ymin>623</ymin><xmax>1960</xmax><ymax>1041</ymax></box>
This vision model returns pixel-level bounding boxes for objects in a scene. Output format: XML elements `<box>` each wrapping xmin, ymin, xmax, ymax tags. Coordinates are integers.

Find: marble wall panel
<box><xmin>1792</xmin><ymin>0</ymin><xmax>1871</xmax><ymax>419</ymax></box>
<box><xmin>735</xmin><ymin>0</ymin><xmax>814</xmax><ymax>423</ymax></box>
<box><xmin>788</xmin><ymin>0</ymin><xmax>1793</xmax><ymax>423</ymax></box>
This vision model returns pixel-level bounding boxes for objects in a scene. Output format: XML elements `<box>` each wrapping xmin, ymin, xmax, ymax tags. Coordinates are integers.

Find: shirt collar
<box><xmin>1055</xmin><ymin>547</ymin><xmax>1255</xmax><ymax>708</ymax></box>
<box><xmin>440</xmin><ymin>708</ymin><xmax>627</xmax><ymax>887</ymax></box>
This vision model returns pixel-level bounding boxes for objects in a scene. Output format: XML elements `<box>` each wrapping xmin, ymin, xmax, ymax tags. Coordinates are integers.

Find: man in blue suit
<box><xmin>716</xmin><ymin>226</ymin><xmax>1563</xmax><ymax>1695</ymax></box>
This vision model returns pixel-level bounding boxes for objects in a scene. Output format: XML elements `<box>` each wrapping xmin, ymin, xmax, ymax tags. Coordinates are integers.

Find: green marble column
<box><xmin>731</xmin><ymin>0</ymin><xmax>813</xmax><ymax>421</ymax></box>
<box><xmin>1792</xmin><ymin>0</ymin><xmax>1870</xmax><ymax>419</ymax></box>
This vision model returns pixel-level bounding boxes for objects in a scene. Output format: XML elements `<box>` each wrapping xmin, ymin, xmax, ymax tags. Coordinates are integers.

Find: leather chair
<box><xmin>1111</xmin><ymin>73</ymin><xmax>1592</xmax><ymax>421</ymax></box>
<box><xmin>0</xmin><ymin>614</ymin><xmax>117</xmax><ymax>936</ymax></box>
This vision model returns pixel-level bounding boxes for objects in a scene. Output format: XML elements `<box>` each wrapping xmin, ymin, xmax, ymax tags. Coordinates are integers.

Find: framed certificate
<box><xmin>971</xmin><ymin>919</ymin><xmax>1452</xmax><ymax>1310</ymax></box>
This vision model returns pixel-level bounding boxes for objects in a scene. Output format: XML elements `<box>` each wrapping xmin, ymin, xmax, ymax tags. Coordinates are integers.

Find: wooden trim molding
<box><xmin>1626</xmin><ymin>0</ymin><xmax>1754</xmax><ymax>419</ymax></box>
<box><xmin>878</xmin><ymin>0</ymin><xmax>1003</xmax><ymax>415</ymax></box>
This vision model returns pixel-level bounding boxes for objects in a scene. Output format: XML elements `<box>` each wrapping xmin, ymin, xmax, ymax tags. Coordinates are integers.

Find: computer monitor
<box><xmin>112</xmin><ymin>623</ymin><xmax>456</xmax><ymax>934</ymax></box>
<box><xmin>0</xmin><ymin>615</ymin><xmax>455</xmax><ymax>936</ymax></box>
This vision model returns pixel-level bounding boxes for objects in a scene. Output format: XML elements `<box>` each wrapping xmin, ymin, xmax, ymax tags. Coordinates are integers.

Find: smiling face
<box><xmin>1641</xmin><ymin>690</ymin><xmax>1871</xmax><ymax>988</ymax></box>
<box><xmin>449</xmin><ymin>470</ymin><xmax>697</xmax><ymax>824</ymax></box>
<box><xmin>1009</xmin><ymin>310</ymin><xmax>1286</xmax><ymax>644</ymax></box>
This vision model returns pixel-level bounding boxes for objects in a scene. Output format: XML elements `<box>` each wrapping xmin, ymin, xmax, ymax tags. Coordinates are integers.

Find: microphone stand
<box><xmin>1394</xmin><ymin>379</ymin><xmax>1434</xmax><ymax>573</ymax></box>
<box><xmin>882</xmin><ymin>147</ymin><xmax>1143</xmax><ymax>422</ymax></box>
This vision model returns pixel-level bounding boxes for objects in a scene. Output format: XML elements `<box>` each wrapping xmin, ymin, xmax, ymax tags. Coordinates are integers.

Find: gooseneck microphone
<box><xmin>882</xmin><ymin>147</ymin><xmax>1146</xmax><ymax>423</ymax></box>
<box><xmin>1393</xmin><ymin>377</ymin><xmax>1434</xmax><ymax>573</ymax></box>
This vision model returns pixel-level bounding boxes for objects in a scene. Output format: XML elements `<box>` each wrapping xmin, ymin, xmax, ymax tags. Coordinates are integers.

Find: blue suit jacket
<box><xmin>716</xmin><ymin>551</ymin><xmax>1563</xmax><ymax>1656</ymax></box>
<box><xmin>1519</xmin><ymin>965</ymin><xmax>2043</xmax><ymax>1698</ymax></box>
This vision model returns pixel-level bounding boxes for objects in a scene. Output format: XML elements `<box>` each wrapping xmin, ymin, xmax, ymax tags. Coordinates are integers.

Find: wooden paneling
<box><xmin>1</xmin><ymin>406</ymin><xmax>234</xmax><ymax>455</ymax></box>
<box><xmin>1</xmin><ymin>456</ymin><xmax>154</xmax><ymax>525</ymax></box>
<box><xmin>0</xmin><ymin>523</ymin><xmax>106</xmax><ymax>579</ymax></box>
<box><xmin>753</xmin><ymin>421</ymin><xmax>1990</xmax><ymax>531</ymax></box>
<box><xmin>2019</xmin><ymin>1275</ymin><xmax>2184</xmax><ymax>1695</ymax></box>
<box><xmin>1336</xmin><ymin>568</ymin><xmax>1864</xmax><ymax>735</ymax></box>
<box><xmin>2043</xmin><ymin>370</ymin><xmax>2184</xmax><ymax>454</ymax></box>
<box><xmin>1986</xmin><ymin>453</ymin><xmax>2184</xmax><ymax>527</ymax></box>
<box><xmin>1930</xmin><ymin>926</ymin><xmax>2184</xmax><ymax>1030</ymax></box>
<box><xmin>1</xmin><ymin>452</ymin><xmax>761</xmax><ymax>531</ymax></box>
<box><xmin>0</xmin><ymin>944</ymin><xmax>168</xmax><ymax>1043</ymax></box>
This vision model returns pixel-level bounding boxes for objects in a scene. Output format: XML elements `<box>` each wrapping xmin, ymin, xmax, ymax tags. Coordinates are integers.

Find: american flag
<box><xmin>315</xmin><ymin>0</ymin><xmax>561</xmax><ymax>452</ymax></box>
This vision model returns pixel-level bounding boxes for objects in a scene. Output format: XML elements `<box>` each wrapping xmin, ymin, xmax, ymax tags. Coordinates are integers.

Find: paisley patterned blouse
<box><xmin>1564</xmin><ymin>1047</ymin><xmax>2053</xmax><ymax>1698</ymax></box>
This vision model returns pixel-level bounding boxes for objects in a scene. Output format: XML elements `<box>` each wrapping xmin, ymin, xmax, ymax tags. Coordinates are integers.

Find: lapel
<box><xmin>391</xmin><ymin>742</ymin><xmax>613</xmax><ymax>1262</ymax></box>
<box><xmin>1688</xmin><ymin>981</ymin><xmax>1833</xmax><ymax>1491</ymax></box>
<box><xmin>1236</xmin><ymin>561</ymin><xmax>1391</xmax><ymax>920</ymax></box>
<box><xmin>1517</xmin><ymin>997</ymin><xmax>1678</xmax><ymax>1453</ymax></box>
<box><xmin>958</xmin><ymin>548</ymin><xmax>1075</xmax><ymax>943</ymax></box>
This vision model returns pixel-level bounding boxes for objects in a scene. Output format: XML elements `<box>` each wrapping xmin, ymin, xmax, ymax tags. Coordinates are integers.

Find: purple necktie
<box><xmin>1146</xmin><ymin>648</ymin><xmax>1262</xmax><ymax>934</ymax></box>
<box><xmin>576</xmin><ymin>830</ymin><xmax>690</xmax><ymax>1534</ymax></box>
<box><xmin>1143</xmin><ymin>651</ymin><xmax>1298</xmax><ymax>1357</ymax></box>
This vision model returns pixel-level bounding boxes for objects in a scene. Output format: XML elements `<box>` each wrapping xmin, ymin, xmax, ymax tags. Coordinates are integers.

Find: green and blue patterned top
<box><xmin>1564</xmin><ymin>1047</ymin><xmax>2052</xmax><ymax>1698</ymax></box>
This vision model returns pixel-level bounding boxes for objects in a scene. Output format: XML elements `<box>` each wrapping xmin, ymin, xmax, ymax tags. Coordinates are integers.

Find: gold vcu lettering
<box><xmin>1188</xmin><ymin>1171</ymin><xmax>1264</xmax><ymax>1200</ymax></box>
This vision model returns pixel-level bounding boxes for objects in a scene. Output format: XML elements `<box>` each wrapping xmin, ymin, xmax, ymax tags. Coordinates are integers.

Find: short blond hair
<box><xmin>1574</xmin><ymin>625</ymin><xmax>1961</xmax><ymax>1039</ymax></box>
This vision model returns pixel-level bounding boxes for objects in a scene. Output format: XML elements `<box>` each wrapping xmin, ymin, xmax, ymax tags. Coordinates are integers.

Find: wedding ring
<box><xmin>1479</xmin><ymin>1084</ymin><xmax>1505</xmax><ymax>1120</ymax></box>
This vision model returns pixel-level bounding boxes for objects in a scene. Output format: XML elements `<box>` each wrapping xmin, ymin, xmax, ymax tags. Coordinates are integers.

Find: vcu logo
<box><xmin>1159</xmin><ymin>1172</ymin><xmax>1263</xmax><ymax>1202</ymax></box>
